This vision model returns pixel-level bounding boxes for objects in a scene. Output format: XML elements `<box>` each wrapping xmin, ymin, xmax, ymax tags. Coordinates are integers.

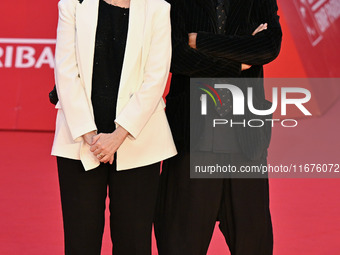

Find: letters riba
<box><xmin>0</xmin><ymin>45</ymin><xmax>54</xmax><ymax>68</ymax></box>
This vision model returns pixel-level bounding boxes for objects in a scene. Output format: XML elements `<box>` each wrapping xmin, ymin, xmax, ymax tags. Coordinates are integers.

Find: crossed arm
<box><xmin>166</xmin><ymin>0</ymin><xmax>242</xmax><ymax>77</ymax></box>
<box><xmin>169</xmin><ymin>0</ymin><xmax>282</xmax><ymax>73</ymax></box>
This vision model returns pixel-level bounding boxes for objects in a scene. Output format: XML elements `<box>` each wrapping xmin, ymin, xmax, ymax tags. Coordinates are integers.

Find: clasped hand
<box><xmin>83</xmin><ymin>126</ymin><xmax>129</xmax><ymax>164</ymax></box>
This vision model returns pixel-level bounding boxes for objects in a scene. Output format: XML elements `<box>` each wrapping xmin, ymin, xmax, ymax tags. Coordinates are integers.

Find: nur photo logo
<box><xmin>197</xmin><ymin>81</ymin><xmax>312</xmax><ymax>128</ymax></box>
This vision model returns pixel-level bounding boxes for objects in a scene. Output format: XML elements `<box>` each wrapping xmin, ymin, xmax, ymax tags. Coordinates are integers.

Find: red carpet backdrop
<box><xmin>1</xmin><ymin>0</ymin><xmax>340</xmax><ymax>254</ymax></box>
<box><xmin>1</xmin><ymin>0</ymin><xmax>340</xmax><ymax>131</ymax></box>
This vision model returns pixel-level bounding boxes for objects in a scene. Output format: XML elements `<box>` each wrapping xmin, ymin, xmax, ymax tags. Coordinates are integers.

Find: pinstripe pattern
<box><xmin>196</xmin><ymin>0</ymin><xmax>282</xmax><ymax>65</ymax></box>
<box><xmin>166</xmin><ymin>0</ymin><xmax>241</xmax><ymax>78</ymax></box>
<box><xmin>165</xmin><ymin>0</ymin><xmax>282</xmax><ymax>160</ymax></box>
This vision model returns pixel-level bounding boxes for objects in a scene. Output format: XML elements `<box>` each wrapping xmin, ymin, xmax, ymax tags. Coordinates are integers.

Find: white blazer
<box><xmin>52</xmin><ymin>0</ymin><xmax>177</xmax><ymax>170</ymax></box>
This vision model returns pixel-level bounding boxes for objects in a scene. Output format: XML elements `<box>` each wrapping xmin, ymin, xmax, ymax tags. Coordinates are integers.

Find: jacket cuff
<box><xmin>114</xmin><ymin>118</ymin><xmax>138</xmax><ymax>140</ymax></box>
<box><xmin>72</xmin><ymin>123</ymin><xmax>97</xmax><ymax>143</ymax></box>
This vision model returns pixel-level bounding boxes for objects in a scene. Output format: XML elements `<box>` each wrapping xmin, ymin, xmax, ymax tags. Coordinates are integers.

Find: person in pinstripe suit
<box><xmin>155</xmin><ymin>0</ymin><xmax>282</xmax><ymax>254</ymax></box>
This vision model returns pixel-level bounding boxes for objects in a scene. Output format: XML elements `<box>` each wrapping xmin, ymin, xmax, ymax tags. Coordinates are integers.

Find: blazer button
<box><xmin>77</xmin><ymin>74</ymin><xmax>80</xmax><ymax>78</ymax></box>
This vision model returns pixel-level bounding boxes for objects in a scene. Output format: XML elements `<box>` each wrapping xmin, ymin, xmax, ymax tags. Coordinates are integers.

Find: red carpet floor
<box><xmin>1</xmin><ymin>100</ymin><xmax>340</xmax><ymax>255</ymax></box>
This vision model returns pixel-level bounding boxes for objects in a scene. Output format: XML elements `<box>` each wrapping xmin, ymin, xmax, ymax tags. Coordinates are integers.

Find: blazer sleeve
<box><xmin>196</xmin><ymin>0</ymin><xmax>282</xmax><ymax>66</ymax></box>
<box><xmin>114</xmin><ymin>3</ymin><xmax>172</xmax><ymax>139</ymax></box>
<box><xmin>168</xmin><ymin>0</ymin><xmax>241</xmax><ymax>77</ymax></box>
<box><xmin>54</xmin><ymin>0</ymin><xmax>97</xmax><ymax>142</ymax></box>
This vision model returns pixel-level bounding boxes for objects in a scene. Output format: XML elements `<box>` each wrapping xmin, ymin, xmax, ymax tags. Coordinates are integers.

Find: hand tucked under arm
<box><xmin>167</xmin><ymin>0</ymin><xmax>241</xmax><ymax>77</ymax></box>
<box><xmin>187</xmin><ymin>24</ymin><xmax>268</xmax><ymax>50</ymax></box>
<box><xmin>188</xmin><ymin>23</ymin><xmax>269</xmax><ymax>71</ymax></box>
<box><xmin>195</xmin><ymin>24</ymin><xmax>281</xmax><ymax>65</ymax></box>
<box><xmin>192</xmin><ymin>0</ymin><xmax>282</xmax><ymax>65</ymax></box>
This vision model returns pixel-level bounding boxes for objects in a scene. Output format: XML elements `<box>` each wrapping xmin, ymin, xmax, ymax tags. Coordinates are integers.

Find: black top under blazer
<box><xmin>165</xmin><ymin>0</ymin><xmax>283</xmax><ymax>161</ymax></box>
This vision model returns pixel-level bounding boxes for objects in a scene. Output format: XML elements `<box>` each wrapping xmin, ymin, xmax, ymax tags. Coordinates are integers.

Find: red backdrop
<box><xmin>1</xmin><ymin>0</ymin><xmax>340</xmax><ymax>131</ymax></box>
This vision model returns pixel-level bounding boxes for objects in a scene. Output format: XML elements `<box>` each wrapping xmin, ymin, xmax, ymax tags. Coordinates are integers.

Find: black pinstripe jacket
<box><xmin>165</xmin><ymin>0</ymin><xmax>282</xmax><ymax>161</ymax></box>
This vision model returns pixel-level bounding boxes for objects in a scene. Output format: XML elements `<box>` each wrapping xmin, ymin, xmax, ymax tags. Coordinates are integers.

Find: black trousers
<box><xmin>56</xmin><ymin>157</ymin><xmax>160</xmax><ymax>255</ymax></box>
<box><xmin>155</xmin><ymin>152</ymin><xmax>273</xmax><ymax>255</ymax></box>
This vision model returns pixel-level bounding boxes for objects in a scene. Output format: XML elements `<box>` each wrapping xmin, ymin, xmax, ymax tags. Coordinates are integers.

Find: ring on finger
<box><xmin>97</xmin><ymin>153</ymin><xmax>105</xmax><ymax>159</ymax></box>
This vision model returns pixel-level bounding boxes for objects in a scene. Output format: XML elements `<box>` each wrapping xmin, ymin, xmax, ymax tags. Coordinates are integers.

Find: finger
<box><xmin>241</xmin><ymin>64</ymin><xmax>252</xmax><ymax>71</ymax></box>
<box><xmin>96</xmin><ymin>152</ymin><xmax>106</xmax><ymax>161</ymax></box>
<box><xmin>254</xmin><ymin>24</ymin><xmax>266</xmax><ymax>34</ymax></box>
<box><xmin>109</xmin><ymin>154</ymin><xmax>115</xmax><ymax>165</ymax></box>
<box><xmin>252</xmin><ymin>28</ymin><xmax>259</xmax><ymax>36</ymax></box>
<box><xmin>92</xmin><ymin>133</ymin><xmax>102</xmax><ymax>145</ymax></box>
<box><xmin>258</xmin><ymin>23</ymin><xmax>268</xmax><ymax>32</ymax></box>
<box><xmin>252</xmin><ymin>24</ymin><xmax>263</xmax><ymax>35</ymax></box>
<box><xmin>93</xmin><ymin>148</ymin><xmax>103</xmax><ymax>156</ymax></box>
<box><xmin>90</xmin><ymin>140</ymin><xmax>103</xmax><ymax>152</ymax></box>
<box><xmin>254</xmin><ymin>26</ymin><xmax>264</xmax><ymax>35</ymax></box>
<box><xmin>100</xmin><ymin>154</ymin><xmax>111</xmax><ymax>163</ymax></box>
<box><xmin>253</xmin><ymin>23</ymin><xmax>268</xmax><ymax>36</ymax></box>
<box><xmin>90</xmin><ymin>144</ymin><xmax>98</xmax><ymax>152</ymax></box>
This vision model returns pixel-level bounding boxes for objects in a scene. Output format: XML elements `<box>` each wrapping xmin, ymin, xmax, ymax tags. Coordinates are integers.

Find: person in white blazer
<box><xmin>51</xmin><ymin>0</ymin><xmax>177</xmax><ymax>253</ymax></box>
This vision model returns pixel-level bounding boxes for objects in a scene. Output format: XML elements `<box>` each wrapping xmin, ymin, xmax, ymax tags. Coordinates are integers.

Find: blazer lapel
<box><xmin>75</xmin><ymin>0</ymin><xmax>145</xmax><ymax>100</ymax></box>
<box><xmin>76</xmin><ymin>0</ymin><xmax>100</xmax><ymax>100</ymax></box>
<box><xmin>118</xmin><ymin>0</ymin><xmax>146</xmax><ymax>98</ymax></box>
<box><xmin>198</xmin><ymin>0</ymin><xmax>218</xmax><ymax>32</ymax></box>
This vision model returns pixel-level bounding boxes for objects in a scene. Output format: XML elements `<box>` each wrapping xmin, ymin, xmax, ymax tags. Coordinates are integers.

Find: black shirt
<box><xmin>91</xmin><ymin>0</ymin><xmax>129</xmax><ymax>133</ymax></box>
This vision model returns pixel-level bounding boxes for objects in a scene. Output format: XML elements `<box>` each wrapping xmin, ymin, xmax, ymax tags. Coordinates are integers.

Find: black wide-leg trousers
<box><xmin>56</xmin><ymin>157</ymin><xmax>160</xmax><ymax>255</ymax></box>
<box><xmin>155</xmin><ymin>152</ymin><xmax>273</xmax><ymax>255</ymax></box>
